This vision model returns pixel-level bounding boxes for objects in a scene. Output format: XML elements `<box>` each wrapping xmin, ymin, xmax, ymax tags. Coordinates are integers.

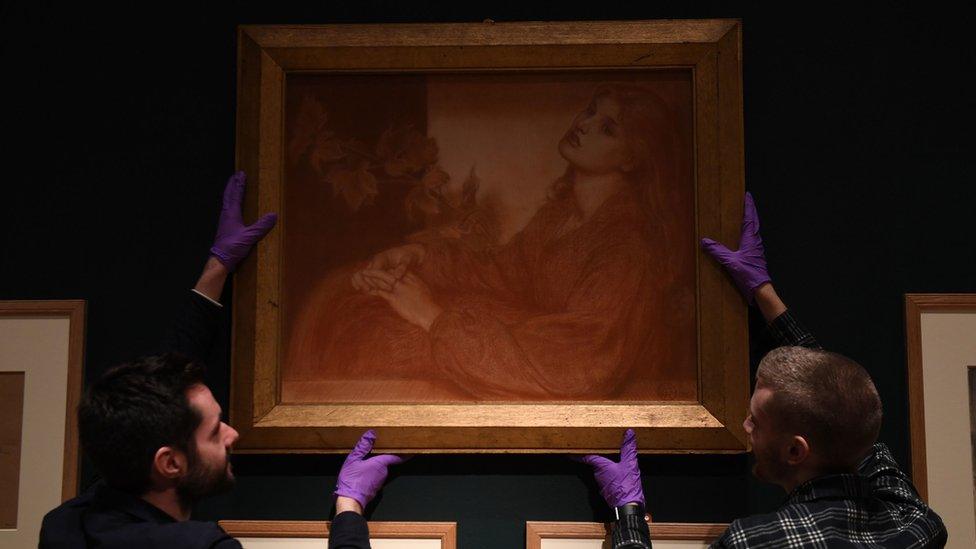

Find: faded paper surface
<box><xmin>280</xmin><ymin>71</ymin><xmax>696</xmax><ymax>404</ymax></box>
<box><xmin>0</xmin><ymin>317</ymin><xmax>70</xmax><ymax>548</ymax></box>
<box><xmin>919</xmin><ymin>312</ymin><xmax>976</xmax><ymax>548</ymax></box>
<box><xmin>0</xmin><ymin>372</ymin><xmax>25</xmax><ymax>528</ymax></box>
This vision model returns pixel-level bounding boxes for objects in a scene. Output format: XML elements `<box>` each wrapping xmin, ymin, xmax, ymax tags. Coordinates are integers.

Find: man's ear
<box><xmin>153</xmin><ymin>446</ymin><xmax>188</xmax><ymax>480</ymax></box>
<box><xmin>786</xmin><ymin>435</ymin><xmax>811</xmax><ymax>466</ymax></box>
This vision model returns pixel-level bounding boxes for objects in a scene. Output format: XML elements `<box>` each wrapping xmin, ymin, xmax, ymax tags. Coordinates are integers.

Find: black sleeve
<box><xmin>328</xmin><ymin>511</ymin><xmax>371</xmax><ymax>549</ymax></box>
<box><xmin>610</xmin><ymin>513</ymin><xmax>652</xmax><ymax>548</ymax></box>
<box><xmin>765</xmin><ymin>309</ymin><xmax>821</xmax><ymax>349</ymax></box>
<box><xmin>160</xmin><ymin>290</ymin><xmax>223</xmax><ymax>361</ymax></box>
<box><xmin>211</xmin><ymin>536</ymin><xmax>244</xmax><ymax>548</ymax></box>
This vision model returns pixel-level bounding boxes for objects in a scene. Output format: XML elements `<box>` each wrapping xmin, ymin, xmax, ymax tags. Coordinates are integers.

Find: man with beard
<box><xmin>577</xmin><ymin>194</ymin><xmax>947</xmax><ymax>548</ymax></box>
<box><xmin>39</xmin><ymin>173</ymin><xmax>405</xmax><ymax>548</ymax></box>
<box><xmin>42</xmin><ymin>352</ymin><xmax>398</xmax><ymax>548</ymax></box>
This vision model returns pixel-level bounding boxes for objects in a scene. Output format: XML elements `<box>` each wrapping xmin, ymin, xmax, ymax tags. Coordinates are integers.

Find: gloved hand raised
<box><xmin>209</xmin><ymin>171</ymin><xmax>277</xmax><ymax>272</ymax></box>
<box><xmin>334</xmin><ymin>430</ymin><xmax>406</xmax><ymax>510</ymax></box>
<box><xmin>574</xmin><ymin>429</ymin><xmax>645</xmax><ymax>508</ymax></box>
<box><xmin>700</xmin><ymin>192</ymin><xmax>771</xmax><ymax>303</ymax></box>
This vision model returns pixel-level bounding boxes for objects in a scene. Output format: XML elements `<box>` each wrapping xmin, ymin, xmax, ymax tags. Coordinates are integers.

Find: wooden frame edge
<box><xmin>525</xmin><ymin>521</ymin><xmax>728</xmax><ymax>549</ymax></box>
<box><xmin>239</xmin><ymin>19</ymin><xmax>741</xmax><ymax>49</ymax></box>
<box><xmin>904</xmin><ymin>294</ymin><xmax>927</xmax><ymax>501</ymax></box>
<box><xmin>219</xmin><ymin>520</ymin><xmax>456</xmax><ymax>547</ymax></box>
<box><xmin>0</xmin><ymin>299</ymin><xmax>86</xmax><ymax>500</ymax></box>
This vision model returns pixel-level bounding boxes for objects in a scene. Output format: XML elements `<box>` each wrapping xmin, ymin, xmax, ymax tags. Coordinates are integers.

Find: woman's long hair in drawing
<box><xmin>549</xmin><ymin>83</ymin><xmax>694</xmax><ymax>314</ymax></box>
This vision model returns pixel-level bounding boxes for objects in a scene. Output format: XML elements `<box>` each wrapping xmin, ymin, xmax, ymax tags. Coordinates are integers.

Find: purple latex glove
<box><xmin>700</xmin><ymin>192</ymin><xmax>772</xmax><ymax>303</ymax></box>
<box><xmin>334</xmin><ymin>430</ymin><xmax>406</xmax><ymax>509</ymax></box>
<box><xmin>209</xmin><ymin>171</ymin><xmax>278</xmax><ymax>272</ymax></box>
<box><xmin>573</xmin><ymin>429</ymin><xmax>645</xmax><ymax>508</ymax></box>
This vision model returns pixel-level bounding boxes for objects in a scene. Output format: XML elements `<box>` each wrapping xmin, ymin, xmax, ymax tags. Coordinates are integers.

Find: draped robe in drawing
<box><xmin>286</xmin><ymin>187</ymin><xmax>696</xmax><ymax>401</ymax></box>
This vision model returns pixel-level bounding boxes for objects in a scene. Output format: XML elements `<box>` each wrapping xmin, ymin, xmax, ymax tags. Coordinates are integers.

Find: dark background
<box><xmin>2</xmin><ymin>2</ymin><xmax>973</xmax><ymax>547</ymax></box>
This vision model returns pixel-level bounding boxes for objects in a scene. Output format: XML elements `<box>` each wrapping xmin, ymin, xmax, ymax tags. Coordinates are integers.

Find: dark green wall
<box><xmin>2</xmin><ymin>2</ymin><xmax>973</xmax><ymax>547</ymax></box>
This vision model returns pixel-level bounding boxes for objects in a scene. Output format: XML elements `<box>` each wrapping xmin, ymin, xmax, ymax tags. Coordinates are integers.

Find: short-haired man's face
<box><xmin>743</xmin><ymin>385</ymin><xmax>790</xmax><ymax>486</ymax></box>
<box><xmin>177</xmin><ymin>383</ymin><xmax>239</xmax><ymax>504</ymax></box>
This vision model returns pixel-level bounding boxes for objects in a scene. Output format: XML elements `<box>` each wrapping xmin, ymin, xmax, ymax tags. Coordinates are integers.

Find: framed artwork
<box><xmin>219</xmin><ymin>520</ymin><xmax>456</xmax><ymax>548</ymax></box>
<box><xmin>232</xmin><ymin>20</ymin><xmax>749</xmax><ymax>453</ymax></box>
<box><xmin>905</xmin><ymin>294</ymin><xmax>976</xmax><ymax>547</ymax></box>
<box><xmin>525</xmin><ymin>521</ymin><xmax>727</xmax><ymax>549</ymax></box>
<box><xmin>0</xmin><ymin>300</ymin><xmax>85</xmax><ymax>547</ymax></box>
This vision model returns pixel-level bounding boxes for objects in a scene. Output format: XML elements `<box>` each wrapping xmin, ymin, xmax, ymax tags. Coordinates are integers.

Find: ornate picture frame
<box><xmin>232</xmin><ymin>20</ymin><xmax>749</xmax><ymax>453</ymax></box>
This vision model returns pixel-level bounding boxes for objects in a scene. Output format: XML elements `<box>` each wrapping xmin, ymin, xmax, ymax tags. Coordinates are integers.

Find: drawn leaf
<box><xmin>309</xmin><ymin>133</ymin><xmax>344</xmax><ymax>174</ymax></box>
<box><xmin>288</xmin><ymin>95</ymin><xmax>328</xmax><ymax>163</ymax></box>
<box><xmin>375</xmin><ymin>126</ymin><xmax>397</xmax><ymax>160</ymax></box>
<box><xmin>342</xmin><ymin>138</ymin><xmax>373</xmax><ymax>160</ymax></box>
<box><xmin>327</xmin><ymin>163</ymin><xmax>378</xmax><ymax>212</ymax></box>
<box><xmin>382</xmin><ymin>128</ymin><xmax>439</xmax><ymax>176</ymax></box>
<box><xmin>421</xmin><ymin>166</ymin><xmax>451</xmax><ymax>190</ymax></box>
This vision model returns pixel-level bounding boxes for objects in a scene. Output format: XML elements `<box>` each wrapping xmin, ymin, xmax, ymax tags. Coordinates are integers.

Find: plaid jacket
<box><xmin>712</xmin><ymin>443</ymin><xmax>947</xmax><ymax>548</ymax></box>
<box><xmin>611</xmin><ymin>310</ymin><xmax>946</xmax><ymax>549</ymax></box>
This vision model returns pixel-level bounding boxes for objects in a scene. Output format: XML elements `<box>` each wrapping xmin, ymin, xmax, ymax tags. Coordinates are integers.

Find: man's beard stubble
<box><xmin>177</xmin><ymin>448</ymin><xmax>235</xmax><ymax>507</ymax></box>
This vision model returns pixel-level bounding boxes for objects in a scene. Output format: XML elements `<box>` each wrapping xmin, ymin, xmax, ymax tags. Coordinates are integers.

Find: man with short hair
<box><xmin>748</xmin><ymin>345</ymin><xmax>883</xmax><ymax>486</ymax></box>
<box><xmin>579</xmin><ymin>194</ymin><xmax>947</xmax><ymax>548</ymax></box>
<box><xmin>39</xmin><ymin>172</ymin><xmax>402</xmax><ymax>548</ymax></box>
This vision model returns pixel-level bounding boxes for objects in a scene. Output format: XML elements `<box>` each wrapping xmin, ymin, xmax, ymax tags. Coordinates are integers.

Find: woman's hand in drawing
<box><xmin>367</xmin><ymin>271</ymin><xmax>443</xmax><ymax>331</ymax></box>
<box><xmin>367</xmin><ymin>243</ymin><xmax>426</xmax><ymax>273</ymax></box>
<box><xmin>351</xmin><ymin>267</ymin><xmax>405</xmax><ymax>293</ymax></box>
<box><xmin>351</xmin><ymin>243</ymin><xmax>426</xmax><ymax>293</ymax></box>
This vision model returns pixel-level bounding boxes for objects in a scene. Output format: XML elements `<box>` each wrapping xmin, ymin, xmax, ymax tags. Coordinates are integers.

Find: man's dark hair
<box><xmin>79</xmin><ymin>353</ymin><xmax>206</xmax><ymax>494</ymax></box>
<box><xmin>757</xmin><ymin>346</ymin><xmax>882</xmax><ymax>472</ymax></box>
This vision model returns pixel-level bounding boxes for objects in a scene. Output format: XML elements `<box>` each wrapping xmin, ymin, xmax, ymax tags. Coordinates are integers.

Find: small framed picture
<box><xmin>905</xmin><ymin>293</ymin><xmax>976</xmax><ymax>546</ymax></box>
<box><xmin>219</xmin><ymin>520</ymin><xmax>457</xmax><ymax>548</ymax></box>
<box><xmin>525</xmin><ymin>521</ymin><xmax>727</xmax><ymax>549</ymax></box>
<box><xmin>0</xmin><ymin>300</ymin><xmax>85</xmax><ymax>547</ymax></box>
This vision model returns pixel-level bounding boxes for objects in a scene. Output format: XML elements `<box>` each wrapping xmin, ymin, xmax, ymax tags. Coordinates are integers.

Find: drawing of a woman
<box><xmin>286</xmin><ymin>83</ymin><xmax>696</xmax><ymax>401</ymax></box>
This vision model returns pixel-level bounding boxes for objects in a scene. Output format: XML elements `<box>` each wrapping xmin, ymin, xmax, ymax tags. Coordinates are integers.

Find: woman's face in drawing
<box><xmin>558</xmin><ymin>95</ymin><xmax>634</xmax><ymax>176</ymax></box>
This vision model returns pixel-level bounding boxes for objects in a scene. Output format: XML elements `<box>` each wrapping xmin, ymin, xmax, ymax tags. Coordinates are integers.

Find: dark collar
<box><xmin>786</xmin><ymin>473</ymin><xmax>873</xmax><ymax>505</ymax></box>
<box><xmin>92</xmin><ymin>483</ymin><xmax>179</xmax><ymax>524</ymax></box>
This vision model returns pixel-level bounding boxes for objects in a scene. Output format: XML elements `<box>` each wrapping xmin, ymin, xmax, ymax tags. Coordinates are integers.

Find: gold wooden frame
<box><xmin>219</xmin><ymin>520</ymin><xmax>456</xmax><ymax>548</ymax></box>
<box><xmin>232</xmin><ymin>20</ymin><xmax>748</xmax><ymax>453</ymax></box>
<box><xmin>525</xmin><ymin>521</ymin><xmax>727</xmax><ymax>548</ymax></box>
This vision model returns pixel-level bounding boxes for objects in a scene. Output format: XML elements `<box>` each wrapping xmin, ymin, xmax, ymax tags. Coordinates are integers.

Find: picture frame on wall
<box><xmin>219</xmin><ymin>520</ymin><xmax>457</xmax><ymax>548</ymax></box>
<box><xmin>904</xmin><ymin>293</ymin><xmax>976</xmax><ymax>547</ymax></box>
<box><xmin>0</xmin><ymin>300</ymin><xmax>85</xmax><ymax>548</ymax></box>
<box><xmin>525</xmin><ymin>521</ymin><xmax>727</xmax><ymax>549</ymax></box>
<box><xmin>231</xmin><ymin>19</ymin><xmax>749</xmax><ymax>453</ymax></box>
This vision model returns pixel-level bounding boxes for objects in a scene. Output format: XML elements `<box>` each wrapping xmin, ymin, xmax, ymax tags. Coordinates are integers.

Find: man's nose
<box><xmin>227</xmin><ymin>424</ymin><xmax>240</xmax><ymax>445</ymax></box>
